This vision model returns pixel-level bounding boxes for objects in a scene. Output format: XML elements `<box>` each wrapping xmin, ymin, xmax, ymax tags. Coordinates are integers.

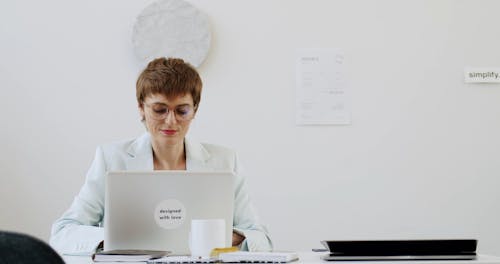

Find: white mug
<box><xmin>189</xmin><ymin>219</ymin><xmax>226</xmax><ymax>258</ymax></box>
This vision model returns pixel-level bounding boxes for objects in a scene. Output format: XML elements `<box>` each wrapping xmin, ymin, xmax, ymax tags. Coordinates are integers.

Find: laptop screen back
<box><xmin>104</xmin><ymin>171</ymin><xmax>234</xmax><ymax>255</ymax></box>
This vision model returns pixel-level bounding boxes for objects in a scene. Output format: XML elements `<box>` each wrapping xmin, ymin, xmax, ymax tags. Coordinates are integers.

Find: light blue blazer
<box><xmin>50</xmin><ymin>133</ymin><xmax>273</xmax><ymax>255</ymax></box>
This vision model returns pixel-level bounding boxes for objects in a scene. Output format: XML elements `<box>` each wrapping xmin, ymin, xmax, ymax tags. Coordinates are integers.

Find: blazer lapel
<box><xmin>125</xmin><ymin>133</ymin><xmax>154</xmax><ymax>170</ymax></box>
<box><xmin>185</xmin><ymin>137</ymin><xmax>212</xmax><ymax>171</ymax></box>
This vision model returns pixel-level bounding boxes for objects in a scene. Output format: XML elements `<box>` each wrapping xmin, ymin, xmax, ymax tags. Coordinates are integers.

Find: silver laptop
<box><xmin>104</xmin><ymin>171</ymin><xmax>234</xmax><ymax>255</ymax></box>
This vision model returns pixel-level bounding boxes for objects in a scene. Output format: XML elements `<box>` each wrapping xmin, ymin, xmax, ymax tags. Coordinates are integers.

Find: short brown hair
<box><xmin>136</xmin><ymin>57</ymin><xmax>202</xmax><ymax>109</ymax></box>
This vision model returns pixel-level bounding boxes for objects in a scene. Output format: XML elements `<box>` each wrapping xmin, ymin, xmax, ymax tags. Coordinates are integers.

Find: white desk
<box><xmin>64</xmin><ymin>252</ymin><xmax>500</xmax><ymax>264</ymax></box>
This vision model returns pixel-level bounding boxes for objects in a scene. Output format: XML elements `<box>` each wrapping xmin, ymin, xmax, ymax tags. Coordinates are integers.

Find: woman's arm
<box><xmin>232</xmin><ymin>155</ymin><xmax>273</xmax><ymax>251</ymax></box>
<box><xmin>50</xmin><ymin>147</ymin><xmax>106</xmax><ymax>255</ymax></box>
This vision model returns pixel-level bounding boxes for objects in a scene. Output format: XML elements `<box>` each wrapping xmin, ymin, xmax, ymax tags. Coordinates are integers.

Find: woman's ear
<box><xmin>190</xmin><ymin>105</ymin><xmax>197</xmax><ymax>120</ymax></box>
<box><xmin>138</xmin><ymin>103</ymin><xmax>145</xmax><ymax>121</ymax></box>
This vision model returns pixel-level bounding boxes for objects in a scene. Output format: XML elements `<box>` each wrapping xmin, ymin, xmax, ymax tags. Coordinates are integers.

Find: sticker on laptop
<box><xmin>154</xmin><ymin>199</ymin><xmax>186</xmax><ymax>229</ymax></box>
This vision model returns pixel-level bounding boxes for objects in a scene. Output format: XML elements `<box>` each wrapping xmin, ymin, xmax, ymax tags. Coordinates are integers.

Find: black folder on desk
<box><xmin>321</xmin><ymin>239</ymin><xmax>477</xmax><ymax>261</ymax></box>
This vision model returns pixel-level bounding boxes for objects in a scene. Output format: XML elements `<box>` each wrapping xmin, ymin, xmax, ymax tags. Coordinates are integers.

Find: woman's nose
<box><xmin>164</xmin><ymin>110</ymin><xmax>177</xmax><ymax>124</ymax></box>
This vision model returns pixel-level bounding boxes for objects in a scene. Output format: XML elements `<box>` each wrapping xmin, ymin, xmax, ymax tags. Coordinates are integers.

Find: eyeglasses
<box><xmin>144</xmin><ymin>103</ymin><xmax>195</xmax><ymax>122</ymax></box>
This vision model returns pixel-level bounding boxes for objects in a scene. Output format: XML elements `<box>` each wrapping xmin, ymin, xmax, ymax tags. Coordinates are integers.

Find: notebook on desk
<box><xmin>321</xmin><ymin>239</ymin><xmax>477</xmax><ymax>261</ymax></box>
<box><xmin>104</xmin><ymin>171</ymin><xmax>234</xmax><ymax>255</ymax></box>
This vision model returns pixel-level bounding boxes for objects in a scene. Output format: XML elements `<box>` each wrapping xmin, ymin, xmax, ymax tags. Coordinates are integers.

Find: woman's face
<box><xmin>139</xmin><ymin>93</ymin><xmax>195</xmax><ymax>147</ymax></box>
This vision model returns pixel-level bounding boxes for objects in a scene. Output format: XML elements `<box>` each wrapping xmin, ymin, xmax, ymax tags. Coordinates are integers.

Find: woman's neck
<box><xmin>151</xmin><ymin>140</ymin><xmax>186</xmax><ymax>170</ymax></box>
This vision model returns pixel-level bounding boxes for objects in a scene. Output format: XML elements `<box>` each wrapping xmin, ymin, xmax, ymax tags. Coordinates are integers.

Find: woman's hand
<box><xmin>232</xmin><ymin>231</ymin><xmax>245</xmax><ymax>246</ymax></box>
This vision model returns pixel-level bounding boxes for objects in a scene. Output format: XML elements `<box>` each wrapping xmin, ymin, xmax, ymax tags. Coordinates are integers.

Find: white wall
<box><xmin>1</xmin><ymin>0</ymin><xmax>500</xmax><ymax>254</ymax></box>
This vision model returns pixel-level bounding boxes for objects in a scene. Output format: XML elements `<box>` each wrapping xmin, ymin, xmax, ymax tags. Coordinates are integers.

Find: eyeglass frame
<box><xmin>142</xmin><ymin>102</ymin><xmax>196</xmax><ymax>122</ymax></box>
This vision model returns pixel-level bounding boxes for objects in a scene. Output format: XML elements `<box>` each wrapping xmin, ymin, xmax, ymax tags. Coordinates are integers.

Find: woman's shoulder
<box><xmin>185</xmin><ymin>138</ymin><xmax>238</xmax><ymax>169</ymax></box>
<box><xmin>199</xmin><ymin>142</ymin><xmax>236</xmax><ymax>156</ymax></box>
<box><xmin>197</xmin><ymin>142</ymin><xmax>238</xmax><ymax>172</ymax></box>
<box><xmin>98</xmin><ymin>133</ymin><xmax>150</xmax><ymax>155</ymax></box>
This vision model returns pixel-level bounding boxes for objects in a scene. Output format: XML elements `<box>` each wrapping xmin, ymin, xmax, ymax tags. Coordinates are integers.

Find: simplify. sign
<box><xmin>464</xmin><ymin>68</ymin><xmax>500</xmax><ymax>83</ymax></box>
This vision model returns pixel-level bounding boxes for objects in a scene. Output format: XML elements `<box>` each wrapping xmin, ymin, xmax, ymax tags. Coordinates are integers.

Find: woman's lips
<box><xmin>161</xmin><ymin>129</ymin><xmax>177</xmax><ymax>135</ymax></box>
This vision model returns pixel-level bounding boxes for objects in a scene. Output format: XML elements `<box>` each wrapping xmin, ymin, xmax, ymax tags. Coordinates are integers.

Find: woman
<box><xmin>50</xmin><ymin>58</ymin><xmax>273</xmax><ymax>255</ymax></box>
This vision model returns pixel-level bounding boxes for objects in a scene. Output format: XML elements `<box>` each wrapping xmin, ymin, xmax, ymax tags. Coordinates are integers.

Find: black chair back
<box><xmin>0</xmin><ymin>231</ymin><xmax>65</xmax><ymax>264</ymax></box>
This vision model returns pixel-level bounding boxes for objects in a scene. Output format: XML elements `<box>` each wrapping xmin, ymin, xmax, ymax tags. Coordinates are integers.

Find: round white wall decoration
<box><xmin>132</xmin><ymin>0</ymin><xmax>211</xmax><ymax>68</ymax></box>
